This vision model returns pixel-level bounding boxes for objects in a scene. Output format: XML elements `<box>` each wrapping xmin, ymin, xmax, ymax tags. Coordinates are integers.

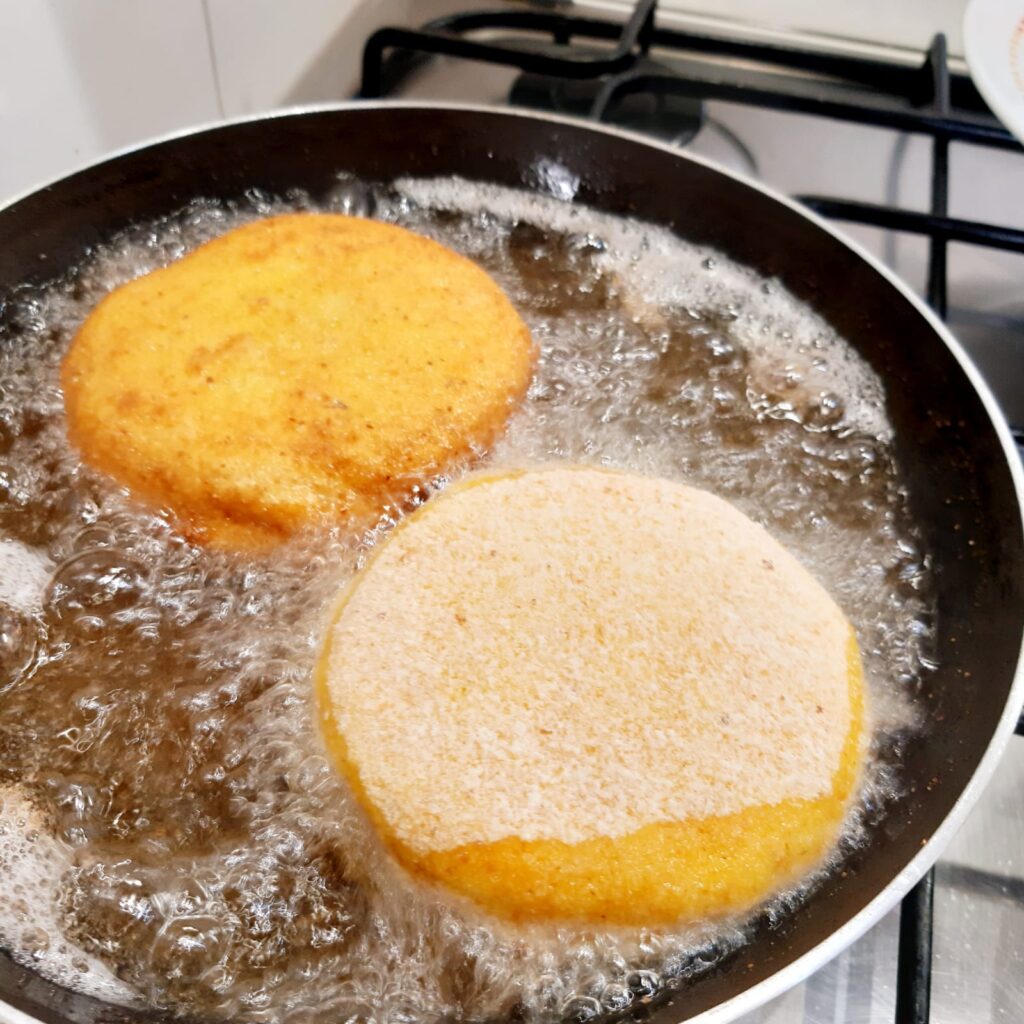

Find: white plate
<box><xmin>964</xmin><ymin>0</ymin><xmax>1024</xmax><ymax>144</ymax></box>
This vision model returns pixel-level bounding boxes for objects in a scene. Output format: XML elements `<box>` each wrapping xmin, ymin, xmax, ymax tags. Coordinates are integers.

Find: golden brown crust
<box><xmin>62</xmin><ymin>213</ymin><xmax>534</xmax><ymax>549</ymax></box>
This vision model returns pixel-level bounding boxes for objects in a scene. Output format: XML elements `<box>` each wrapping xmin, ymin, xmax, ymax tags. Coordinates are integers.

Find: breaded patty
<box><xmin>62</xmin><ymin>214</ymin><xmax>534</xmax><ymax>549</ymax></box>
<box><xmin>317</xmin><ymin>466</ymin><xmax>866</xmax><ymax>926</ymax></box>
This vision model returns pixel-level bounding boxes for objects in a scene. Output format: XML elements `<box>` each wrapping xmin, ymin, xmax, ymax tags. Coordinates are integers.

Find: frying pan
<box><xmin>0</xmin><ymin>102</ymin><xmax>1022</xmax><ymax>1024</ymax></box>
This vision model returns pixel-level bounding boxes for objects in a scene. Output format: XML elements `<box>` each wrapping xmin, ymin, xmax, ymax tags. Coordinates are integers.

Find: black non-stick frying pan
<box><xmin>0</xmin><ymin>103</ymin><xmax>1022</xmax><ymax>1024</ymax></box>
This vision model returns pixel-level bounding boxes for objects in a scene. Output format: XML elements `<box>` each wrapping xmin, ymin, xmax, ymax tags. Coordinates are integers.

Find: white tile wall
<box><xmin>205</xmin><ymin>0</ymin><xmax>359</xmax><ymax>116</ymax></box>
<box><xmin>0</xmin><ymin>0</ymin><xmax>387</xmax><ymax>201</ymax></box>
<box><xmin>0</xmin><ymin>0</ymin><xmax>480</xmax><ymax>201</ymax></box>
<box><xmin>0</xmin><ymin>0</ymin><xmax>220</xmax><ymax>199</ymax></box>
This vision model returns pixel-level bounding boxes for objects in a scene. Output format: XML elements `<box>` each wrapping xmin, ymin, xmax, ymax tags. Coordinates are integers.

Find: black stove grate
<box><xmin>358</xmin><ymin>6</ymin><xmax>1024</xmax><ymax>1022</ymax></box>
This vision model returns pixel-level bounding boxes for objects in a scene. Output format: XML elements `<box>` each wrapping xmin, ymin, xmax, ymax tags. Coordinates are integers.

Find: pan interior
<box><xmin>0</xmin><ymin>170</ymin><xmax>936</xmax><ymax>1023</ymax></box>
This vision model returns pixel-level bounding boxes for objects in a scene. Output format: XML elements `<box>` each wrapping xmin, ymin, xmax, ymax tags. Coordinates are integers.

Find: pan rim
<box><xmin>0</xmin><ymin>99</ymin><xmax>1021</xmax><ymax>1024</ymax></box>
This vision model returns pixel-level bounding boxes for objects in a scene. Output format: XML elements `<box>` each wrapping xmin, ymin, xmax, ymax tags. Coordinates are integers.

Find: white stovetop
<box><xmin>593</xmin><ymin>0</ymin><xmax>975</xmax><ymax>56</ymax></box>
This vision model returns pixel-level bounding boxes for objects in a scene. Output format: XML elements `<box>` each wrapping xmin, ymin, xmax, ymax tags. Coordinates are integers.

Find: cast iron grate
<box><xmin>358</xmin><ymin>5</ymin><xmax>1024</xmax><ymax>1022</ymax></box>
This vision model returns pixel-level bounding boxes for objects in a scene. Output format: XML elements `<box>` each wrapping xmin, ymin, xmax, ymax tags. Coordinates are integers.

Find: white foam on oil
<box><xmin>0</xmin><ymin>787</ymin><xmax>138</xmax><ymax>1005</ymax></box>
<box><xmin>393</xmin><ymin>176</ymin><xmax>891</xmax><ymax>441</ymax></box>
<box><xmin>0</xmin><ymin>176</ymin><xmax>936</xmax><ymax>1023</ymax></box>
<box><xmin>0</xmin><ymin>537</ymin><xmax>50</xmax><ymax>612</ymax></box>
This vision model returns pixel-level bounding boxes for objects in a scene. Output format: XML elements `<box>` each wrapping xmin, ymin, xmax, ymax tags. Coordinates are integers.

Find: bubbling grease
<box><xmin>0</xmin><ymin>177</ymin><xmax>934</xmax><ymax>1022</ymax></box>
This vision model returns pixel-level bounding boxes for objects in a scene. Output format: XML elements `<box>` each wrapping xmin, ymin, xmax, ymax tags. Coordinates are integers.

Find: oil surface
<box><xmin>0</xmin><ymin>177</ymin><xmax>934</xmax><ymax>1022</ymax></box>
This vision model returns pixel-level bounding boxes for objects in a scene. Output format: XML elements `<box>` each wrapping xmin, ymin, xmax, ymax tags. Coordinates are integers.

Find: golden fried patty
<box><xmin>317</xmin><ymin>466</ymin><xmax>866</xmax><ymax>926</ymax></box>
<box><xmin>62</xmin><ymin>214</ymin><xmax>534</xmax><ymax>548</ymax></box>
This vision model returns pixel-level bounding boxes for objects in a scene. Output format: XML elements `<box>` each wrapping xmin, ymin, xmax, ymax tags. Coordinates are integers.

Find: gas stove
<box><xmin>349</xmin><ymin>3</ymin><xmax>1024</xmax><ymax>1021</ymax></box>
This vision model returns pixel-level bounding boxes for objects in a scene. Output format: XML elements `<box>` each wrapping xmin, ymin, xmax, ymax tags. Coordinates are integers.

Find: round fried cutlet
<box><xmin>317</xmin><ymin>466</ymin><xmax>866</xmax><ymax>926</ymax></box>
<box><xmin>62</xmin><ymin>214</ymin><xmax>534</xmax><ymax>549</ymax></box>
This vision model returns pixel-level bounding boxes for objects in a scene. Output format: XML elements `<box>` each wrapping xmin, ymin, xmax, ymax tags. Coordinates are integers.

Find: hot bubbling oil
<box><xmin>0</xmin><ymin>177</ymin><xmax>934</xmax><ymax>1022</ymax></box>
